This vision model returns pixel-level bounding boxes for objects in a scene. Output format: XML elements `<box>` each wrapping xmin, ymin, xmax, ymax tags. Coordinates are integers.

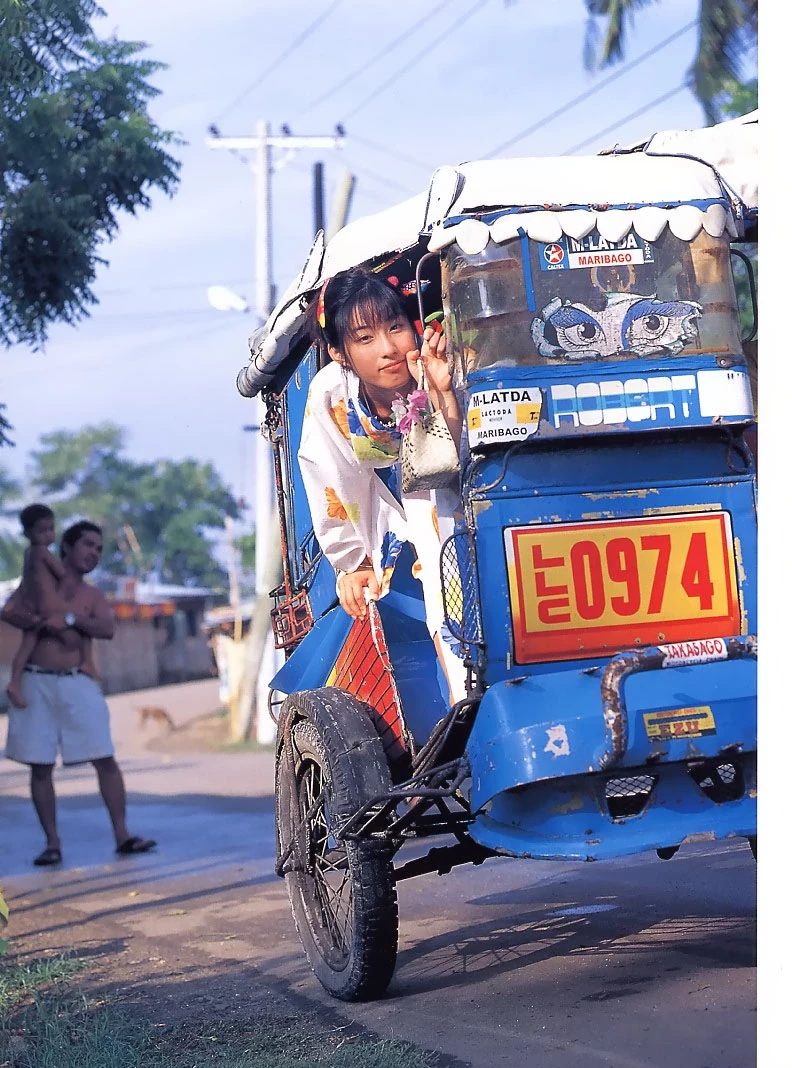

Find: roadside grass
<box><xmin>0</xmin><ymin>952</ymin><xmax>437</xmax><ymax>1068</ymax></box>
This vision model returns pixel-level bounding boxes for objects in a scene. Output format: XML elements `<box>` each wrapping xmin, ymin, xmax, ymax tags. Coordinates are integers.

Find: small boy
<box><xmin>5</xmin><ymin>504</ymin><xmax>97</xmax><ymax>709</ymax></box>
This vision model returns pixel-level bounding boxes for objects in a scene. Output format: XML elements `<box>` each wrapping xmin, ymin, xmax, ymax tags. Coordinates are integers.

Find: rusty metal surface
<box><xmin>598</xmin><ymin>635</ymin><xmax>757</xmax><ymax>769</ymax></box>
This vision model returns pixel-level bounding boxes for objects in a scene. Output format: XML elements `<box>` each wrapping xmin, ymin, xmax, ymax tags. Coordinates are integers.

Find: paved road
<box><xmin>1</xmin><ymin>680</ymin><xmax>757</xmax><ymax>1068</ymax></box>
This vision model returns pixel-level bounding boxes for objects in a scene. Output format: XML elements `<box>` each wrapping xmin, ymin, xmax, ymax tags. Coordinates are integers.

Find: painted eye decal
<box><xmin>532</xmin><ymin>294</ymin><xmax>703</xmax><ymax>361</ymax></box>
<box><xmin>622</xmin><ymin>298</ymin><xmax>702</xmax><ymax>355</ymax></box>
<box><xmin>548</xmin><ymin>305</ymin><xmax>604</xmax><ymax>351</ymax></box>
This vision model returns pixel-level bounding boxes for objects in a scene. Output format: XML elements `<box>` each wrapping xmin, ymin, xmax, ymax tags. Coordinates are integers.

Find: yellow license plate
<box><xmin>505</xmin><ymin>512</ymin><xmax>741</xmax><ymax>664</ymax></box>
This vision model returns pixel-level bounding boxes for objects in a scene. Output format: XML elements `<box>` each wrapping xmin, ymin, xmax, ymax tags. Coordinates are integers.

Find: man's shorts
<box><xmin>4</xmin><ymin>668</ymin><xmax>114</xmax><ymax>766</ymax></box>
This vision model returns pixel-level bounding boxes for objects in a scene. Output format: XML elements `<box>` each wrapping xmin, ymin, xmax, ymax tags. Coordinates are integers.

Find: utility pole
<box><xmin>206</xmin><ymin>121</ymin><xmax>345</xmax><ymax>740</ymax></box>
<box><xmin>313</xmin><ymin>161</ymin><xmax>325</xmax><ymax>235</ymax></box>
<box><xmin>328</xmin><ymin>167</ymin><xmax>356</xmax><ymax>239</ymax></box>
<box><xmin>206</xmin><ymin>121</ymin><xmax>344</xmax><ymax>595</ymax></box>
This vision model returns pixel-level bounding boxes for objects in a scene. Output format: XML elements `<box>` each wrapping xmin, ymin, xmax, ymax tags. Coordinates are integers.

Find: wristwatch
<box><xmin>64</xmin><ymin>612</ymin><xmax>77</xmax><ymax>627</ymax></box>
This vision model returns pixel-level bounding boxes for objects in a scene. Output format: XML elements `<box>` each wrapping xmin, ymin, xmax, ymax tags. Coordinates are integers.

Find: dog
<box><xmin>137</xmin><ymin>706</ymin><xmax>176</xmax><ymax>732</ymax></box>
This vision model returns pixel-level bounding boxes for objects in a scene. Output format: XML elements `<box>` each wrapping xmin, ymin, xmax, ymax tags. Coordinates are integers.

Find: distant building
<box><xmin>0</xmin><ymin>576</ymin><xmax>222</xmax><ymax>703</ymax></box>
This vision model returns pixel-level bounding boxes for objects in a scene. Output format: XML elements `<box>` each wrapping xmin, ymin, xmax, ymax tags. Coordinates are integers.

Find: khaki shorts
<box><xmin>4</xmin><ymin>669</ymin><xmax>114</xmax><ymax>766</ymax></box>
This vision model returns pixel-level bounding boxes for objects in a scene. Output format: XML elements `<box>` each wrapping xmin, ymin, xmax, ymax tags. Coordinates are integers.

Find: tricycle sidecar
<box><xmin>237</xmin><ymin>112</ymin><xmax>758</xmax><ymax>1000</ymax></box>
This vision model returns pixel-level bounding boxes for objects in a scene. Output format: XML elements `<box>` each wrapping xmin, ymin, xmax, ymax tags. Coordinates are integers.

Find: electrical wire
<box><xmin>343</xmin><ymin>159</ymin><xmax>416</xmax><ymax>197</ymax></box>
<box><xmin>562</xmin><ymin>82</ymin><xmax>688</xmax><ymax>155</ymax></box>
<box><xmin>3</xmin><ymin>318</ymin><xmax>242</xmax><ymax>382</ymax></box>
<box><xmin>348</xmin><ymin>133</ymin><xmax>429</xmax><ymax>174</ymax></box>
<box><xmin>99</xmin><ymin>279</ymin><xmax>255</xmax><ymax>296</ymax></box>
<box><xmin>213</xmin><ymin>0</ymin><xmax>344</xmax><ymax>124</ymax></box>
<box><xmin>340</xmin><ymin>0</ymin><xmax>489</xmax><ymax>123</ymax></box>
<box><xmin>297</xmin><ymin>0</ymin><xmax>455</xmax><ymax>117</ymax></box>
<box><xmin>484</xmin><ymin>18</ymin><xmax>696</xmax><ymax>158</ymax></box>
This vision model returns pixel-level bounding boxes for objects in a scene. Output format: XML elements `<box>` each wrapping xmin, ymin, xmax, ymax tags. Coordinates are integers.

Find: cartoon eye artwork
<box><xmin>531</xmin><ymin>298</ymin><xmax>607</xmax><ymax>360</ymax></box>
<box><xmin>622</xmin><ymin>298</ymin><xmax>702</xmax><ymax>356</ymax></box>
<box><xmin>532</xmin><ymin>294</ymin><xmax>702</xmax><ymax>361</ymax></box>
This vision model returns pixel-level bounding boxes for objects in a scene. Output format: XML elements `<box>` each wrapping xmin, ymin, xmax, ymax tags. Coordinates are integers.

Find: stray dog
<box><xmin>137</xmin><ymin>706</ymin><xmax>176</xmax><ymax>732</ymax></box>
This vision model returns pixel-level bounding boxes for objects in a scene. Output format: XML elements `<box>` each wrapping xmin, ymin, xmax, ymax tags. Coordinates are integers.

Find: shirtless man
<box><xmin>1</xmin><ymin>520</ymin><xmax>156</xmax><ymax>866</ymax></box>
<box><xmin>6</xmin><ymin>503</ymin><xmax>96</xmax><ymax>708</ymax></box>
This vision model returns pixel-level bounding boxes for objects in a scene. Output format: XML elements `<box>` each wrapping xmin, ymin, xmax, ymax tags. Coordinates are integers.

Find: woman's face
<box><xmin>330</xmin><ymin>310</ymin><xmax>415</xmax><ymax>394</ymax></box>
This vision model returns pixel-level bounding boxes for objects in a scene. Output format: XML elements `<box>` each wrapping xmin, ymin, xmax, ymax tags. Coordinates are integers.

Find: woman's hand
<box><xmin>406</xmin><ymin>320</ymin><xmax>463</xmax><ymax>451</ymax></box>
<box><xmin>337</xmin><ymin>568</ymin><xmax>380</xmax><ymax>620</ymax></box>
<box><xmin>406</xmin><ymin>321</ymin><xmax>451</xmax><ymax>395</ymax></box>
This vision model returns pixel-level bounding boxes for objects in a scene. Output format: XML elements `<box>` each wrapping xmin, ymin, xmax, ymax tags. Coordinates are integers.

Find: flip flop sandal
<box><xmin>115</xmin><ymin>836</ymin><xmax>157</xmax><ymax>856</ymax></box>
<box><xmin>33</xmin><ymin>846</ymin><xmax>62</xmax><ymax>866</ymax></box>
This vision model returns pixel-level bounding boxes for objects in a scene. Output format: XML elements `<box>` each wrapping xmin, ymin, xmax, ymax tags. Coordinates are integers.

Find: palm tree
<box><xmin>584</xmin><ymin>0</ymin><xmax>758</xmax><ymax>122</ymax></box>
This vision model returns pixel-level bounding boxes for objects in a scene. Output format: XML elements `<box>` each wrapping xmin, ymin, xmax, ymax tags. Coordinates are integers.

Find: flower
<box><xmin>391</xmin><ymin>389</ymin><xmax>430</xmax><ymax>433</ymax></box>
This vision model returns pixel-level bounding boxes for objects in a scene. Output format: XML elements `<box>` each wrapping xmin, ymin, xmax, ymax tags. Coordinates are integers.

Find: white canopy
<box><xmin>603</xmin><ymin>110</ymin><xmax>757</xmax><ymax>211</ymax></box>
<box><xmin>239</xmin><ymin>113</ymin><xmax>757</xmax><ymax>397</ymax></box>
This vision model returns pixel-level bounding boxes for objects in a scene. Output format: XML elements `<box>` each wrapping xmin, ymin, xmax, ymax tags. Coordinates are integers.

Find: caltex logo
<box><xmin>544</xmin><ymin>243</ymin><xmax>565</xmax><ymax>265</ymax></box>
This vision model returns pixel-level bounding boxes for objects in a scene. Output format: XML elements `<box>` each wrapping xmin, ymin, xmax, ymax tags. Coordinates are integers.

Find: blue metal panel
<box><xmin>469</xmin><ymin>471</ymin><xmax>756</xmax><ymax>680</ymax></box>
<box><xmin>280</xmin><ymin>346</ymin><xmax>338</xmax><ymax>620</ymax></box>
<box><xmin>466</xmin><ymin>657</ymin><xmax>756</xmax><ymax>810</ymax></box>
<box><xmin>270</xmin><ymin>553</ymin><xmax>447</xmax><ymax>744</ymax></box>
<box><xmin>466</xmin><ymin>354</ymin><xmax>753</xmax><ymax>443</ymax></box>
<box><xmin>467</xmin><ymin>753</ymin><xmax>756</xmax><ymax>861</ymax></box>
<box><xmin>270</xmin><ymin>606</ymin><xmax>353</xmax><ymax>694</ymax></box>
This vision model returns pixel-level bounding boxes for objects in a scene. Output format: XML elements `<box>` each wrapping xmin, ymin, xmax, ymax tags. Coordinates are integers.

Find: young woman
<box><xmin>298</xmin><ymin>266</ymin><xmax>466</xmax><ymax>703</ymax></box>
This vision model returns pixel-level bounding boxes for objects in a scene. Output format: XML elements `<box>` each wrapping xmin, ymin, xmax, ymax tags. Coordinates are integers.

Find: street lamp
<box><xmin>207</xmin><ymin>285</ymin><xmax>250</xmax><ymax>314</ymax></box>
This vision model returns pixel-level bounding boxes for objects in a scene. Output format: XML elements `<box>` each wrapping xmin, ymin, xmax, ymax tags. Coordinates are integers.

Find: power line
<box><xmin>348</xmin><ymin>133</ymin><xmax>428</xmax><ymax>174</ymax></box>
<box><xmin>485</xmin><ymin>18</ymin><xmax>696</xmax><ymax>158</ymax></box>
<box><xmin>3</xmin><ymin>318</ymin><xmax>239</xmax><ymax>382</ymax></box>
<box><xmin>99</xmin><ymin>279</ymin><xmax>255</xmax><ymax>296</ymax></box>
<box><xmin>562</xmin><ymin>82</ymin><xmax>688</xmax><ymax>155</ymax></box>
<box><xmin>340</xmin><ymin>0</ymin><xmax>489</xmax><ymax>123</ymax></box>
<box><xmin>213</xmin><ymin>0</ymin><xmax>344</xmax><ymax>124</ymax></box>
<box><xmin>298</xmin><ymin>0</ymin><xmax>455</xmax><ymax>117</ymax></box>
<box><xmin>344</xmin><ymin>158</ymin><xmax>416</xmax><ymax>196</ymax></box>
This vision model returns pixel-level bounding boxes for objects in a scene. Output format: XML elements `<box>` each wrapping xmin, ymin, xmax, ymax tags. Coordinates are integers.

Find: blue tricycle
<box><xmin>236</xmin><ymin>113</ymin><xmax>758</xmax><ymax>1001</ymax></box>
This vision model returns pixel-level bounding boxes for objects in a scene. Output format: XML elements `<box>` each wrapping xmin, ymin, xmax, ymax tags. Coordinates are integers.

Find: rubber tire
<box><xmin>276</xmin><ymin>688</ymin><xmax>398</xmax><ymax>1001</ymax></box>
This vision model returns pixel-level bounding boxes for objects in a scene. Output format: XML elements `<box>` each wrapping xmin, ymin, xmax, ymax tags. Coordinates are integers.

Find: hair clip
<box><xmin>317</xmin><ymin>278</ymin><xmax>330</xmax><ymax>329</ymax></box>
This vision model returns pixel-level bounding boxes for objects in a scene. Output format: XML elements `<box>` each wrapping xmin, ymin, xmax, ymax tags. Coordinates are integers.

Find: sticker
<box><xmin>658</xmin><ymin>637</ymin><xmax>728</xmax><ymax>667</ymax></box>
<box><xmin>697</xmin><ymin>370</ymin><xmax>754</xmax><ymax>418</ymax></box>
<box><xmin>467</xmin><ymin>387</ymin><xmax>542</xmax><ymax>447</ymax></box>
<box><xmin>547</xmin><ymin>370</ymin><xmax>752</xmax><ymax>430</ymax></box>
<box><xmin>549</xmin><ymin>375</ymin><xmax>698</xmax><ymax>428</ymax></box>
<box><xmin>643</xmin><ymin>705</ymin><xmax>716</xmax><ymax>740</ymax></box>
<box><xmin>532</xmin><ymin>292</ymin><xmax>701</xmax><ymax>361</ymax></box>
<box><xmin>539</xmin><ymin>233</ymin><xmax>655</xmax><ymax>272</ymax></box>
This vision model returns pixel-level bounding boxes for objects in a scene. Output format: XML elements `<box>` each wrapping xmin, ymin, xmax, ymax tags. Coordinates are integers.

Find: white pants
<box><xmin>5</xmin><ymin>669</ymin><xmax>114</xmax><ymax>766</ymax></box>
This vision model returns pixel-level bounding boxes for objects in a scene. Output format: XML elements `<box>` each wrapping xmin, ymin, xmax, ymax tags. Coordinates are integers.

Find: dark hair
<box><xmin>19</xmin><ymin>503</ymin><xmax>54</xmax><ymax>535</ymax></box>
<box><xmin>60</xmin><ymin>520</ymin><xmax>102</xmax><ymax>559</ymax></box>
<box><xmin>311</xmin><ymin>267</ymin><xmax>408</xmax><ymax>355</ymax></box>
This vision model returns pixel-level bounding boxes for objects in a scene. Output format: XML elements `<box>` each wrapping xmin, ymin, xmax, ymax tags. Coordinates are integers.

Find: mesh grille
<box><xmin>717</xmin><ymin>763</ymin><xmax>736</xmax><ymax>784</ymax></box>
<box><xmin>689</xmin><ymin>760</ymin><xmax>744</xmax><ymax>803</ymax></box>
<box><xmin>440</xmin><ymin>530</ymin><xmax>482</xmax><ymax>646</ymax></box>
<box><xmin>605</xmin><ymin>775</ymin><xmax>655</xmax><ymax>798</ymax></box>
<box><xmin>604</xmin><ymin>774</ymin><xmax>656</xmax><ymax>818</ymax></box>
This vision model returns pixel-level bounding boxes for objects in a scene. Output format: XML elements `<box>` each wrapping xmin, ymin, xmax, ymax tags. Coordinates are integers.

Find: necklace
<box><xmin>360</xmin><ymin>383</ymin><xmax>397</xmax><ymax>423</ymax></box>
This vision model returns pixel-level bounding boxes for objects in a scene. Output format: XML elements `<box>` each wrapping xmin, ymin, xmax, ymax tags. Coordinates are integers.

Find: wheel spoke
<box><xmin>297</xmin><ymin>756</ymin><xmax>354</xmax><ymax>956</ymax></box>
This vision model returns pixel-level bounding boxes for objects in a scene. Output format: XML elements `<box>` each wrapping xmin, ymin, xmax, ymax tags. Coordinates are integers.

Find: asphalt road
<box><xmin>1</xmin><ymin>680</ymin><xmax>757</xmax><ymax>1068</ymax></box>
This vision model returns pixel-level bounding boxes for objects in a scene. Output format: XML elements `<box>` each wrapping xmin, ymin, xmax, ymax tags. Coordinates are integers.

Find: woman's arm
<box><xmin>336</xmin><ymin>560</ymin><xmax>380</xmax><ymax>620</ymax></box>
<box><xmin>406</xmin><ymin>322</ymin><xmax>463</xmax><ymax>451</ymax></box>
<box><xmin>298</xmin><ymin>369</ymin><xmax>392</xmax><ymax>619</ymax></box>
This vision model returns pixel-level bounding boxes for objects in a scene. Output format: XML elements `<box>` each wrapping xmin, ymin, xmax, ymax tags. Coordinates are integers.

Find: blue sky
<box><xmin>1</xmin><ymin>0</ymin><xmax>746</xmax><ymax>523</ymax></box>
